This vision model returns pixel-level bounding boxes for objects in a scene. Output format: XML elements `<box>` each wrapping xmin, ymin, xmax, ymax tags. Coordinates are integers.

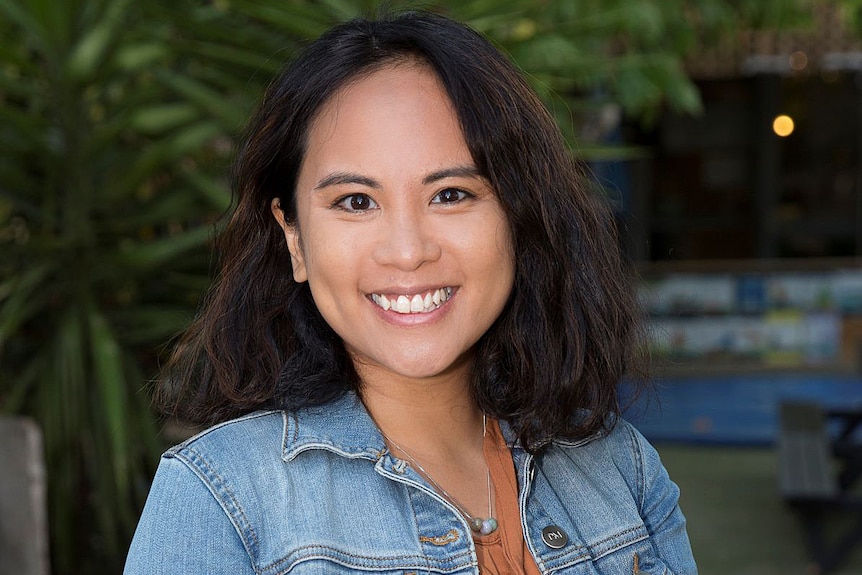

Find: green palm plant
<box><xmin>0</xmin><ymin>1</ymin><xmax>280</xmax><ymax>572</ymax></box>
<box><xmin>0</xmin><ymin>0</ymin><xmax>819</xmax><ymax>573</ymax></box>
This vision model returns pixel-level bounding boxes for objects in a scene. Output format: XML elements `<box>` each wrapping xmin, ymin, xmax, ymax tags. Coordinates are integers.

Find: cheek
<box><xmin>301</xmin><ymin>228</ymin><xmax>362</xmax><ymax>300</ymax></box>
<box><xmin>464</xmin><ymin>220</ymin><xmax>515</xmax><ymax>306</ymax></box>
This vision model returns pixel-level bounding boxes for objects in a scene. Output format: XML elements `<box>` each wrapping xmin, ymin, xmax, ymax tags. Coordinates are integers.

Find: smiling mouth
<box><xmin>370</xmin><ymin>287</ymin><xmax>453</xmax><ymax>314</ymax></box>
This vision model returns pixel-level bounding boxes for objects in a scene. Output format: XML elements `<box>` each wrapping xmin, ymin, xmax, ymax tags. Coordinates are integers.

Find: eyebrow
<box><xmin>314</xmin><ymin>172</ymin><xmax>381</xmax><ymax>191</ymax></box>
<box><xmin>313</xmin><ymin>165</ymin><xmax>483</xmax><ymax>191</ymax></box>
<box><xmin>422</xmin><ymin>165</ymin><xmax>482</xmax><ymax>185</ymax></box>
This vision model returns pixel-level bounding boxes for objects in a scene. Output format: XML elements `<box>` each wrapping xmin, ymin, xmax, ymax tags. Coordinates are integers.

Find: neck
<box><xmin>354</xmin><ymin>356</ymin><xmax>498</xmax><ymax>532</ymax></box>
<box><xmin>356</xmin><ymin>359</ymin><xmax>483</xmax><ymax>458</ymax></box>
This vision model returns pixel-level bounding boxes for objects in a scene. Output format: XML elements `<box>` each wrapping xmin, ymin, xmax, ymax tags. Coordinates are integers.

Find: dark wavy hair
<box><xmin>159</xmin><ymin>11</ymin><xmax>644</xmax><ymax>450</ymax></box>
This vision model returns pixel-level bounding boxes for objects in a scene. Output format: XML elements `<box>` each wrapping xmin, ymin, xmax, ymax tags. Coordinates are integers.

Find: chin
<box><xmin>392</xmin><ymin>363</ymin><xmax>453</xmax><ymax>380</ymax></box>
<box><xmin>349</xmin><ymin>344</ymin><xmax>473</xmax><ymax>382</ymax></box>
<box><xmin>396</xmin><ymin>352</ymin><xmax>472</xmax><ymax>380</ymax></box>
<box><xmin>367</xmin><ymin>353</ymin><xmax>456</xmax><ymax>380</ymax></box>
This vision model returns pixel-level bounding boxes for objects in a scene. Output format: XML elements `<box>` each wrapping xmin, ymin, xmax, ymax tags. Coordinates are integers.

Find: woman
<box><xmin>125</xmin><ymin>11</ymin><xmax>696</xmax><ymax>575</ymax></box>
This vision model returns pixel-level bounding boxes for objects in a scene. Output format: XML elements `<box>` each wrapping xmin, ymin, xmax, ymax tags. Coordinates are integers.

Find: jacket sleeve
<box><xmin>628</xmin><ymin>423</ymin><xmax>698</xmax><ymax>574</ymax></box>
<box><xmin>124</xmin><ymin>455</ymin><xmax>255</xmax><ymax>575</ymax></box>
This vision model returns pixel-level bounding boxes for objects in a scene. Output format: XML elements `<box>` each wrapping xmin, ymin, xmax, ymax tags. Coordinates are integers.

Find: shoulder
<box><xmin>159</xmin><ymin>411</ymin><xmax>289</xmax><ymax>505</ymax></box>
<box><xmin>545</xmin><ymin>417</ymin><xmax>665</xmax><ymax>499</ymax></box>
<box><xmin>553</xmin><ymin>415</ymin><xmax>647</xmax><ymax>460</ymax></box>
<box><xmin>166</xmin><ymin>410</ymin><xmax>286</xmax><ymax>463</ymax></box>
<box><xmin>545</xmin><ymin>421</ymin><xmax>696</xmax><ymax>572</ymax></box>
<box><xmin>129</xmin><ymin>411</ymin><xmax>289</xmax><ymax>572</ymax></box>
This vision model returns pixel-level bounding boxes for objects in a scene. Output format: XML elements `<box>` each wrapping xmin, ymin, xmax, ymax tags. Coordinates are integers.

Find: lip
<box><xmin>366</xmin><ymin>286</ymin><xmax>458</xmax><ymax>325</ymax></box>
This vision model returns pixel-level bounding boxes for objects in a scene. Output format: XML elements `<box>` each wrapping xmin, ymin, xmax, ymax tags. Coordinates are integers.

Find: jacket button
<box><xmin>541</xmin><ymin>525</ymin><xmax>568</xmax><ymax>549</ymax></box>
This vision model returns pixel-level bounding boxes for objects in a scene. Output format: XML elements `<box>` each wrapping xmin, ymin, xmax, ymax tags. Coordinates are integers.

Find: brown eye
<box><xmin>432</xmin><ymin>188</ymin><xmax>470</xmax><ymax>204</ymax></box>
<box><xmin>335</xmin><ymin>194</ymin><xmax>378</xmax><ymax>211</ymax></box>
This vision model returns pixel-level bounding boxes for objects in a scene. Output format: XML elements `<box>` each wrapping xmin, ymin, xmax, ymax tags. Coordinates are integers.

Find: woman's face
<box><xmin>273</xmin><ymin>63</ymin><xmax>515</xmax><ymax>384</ymax></box>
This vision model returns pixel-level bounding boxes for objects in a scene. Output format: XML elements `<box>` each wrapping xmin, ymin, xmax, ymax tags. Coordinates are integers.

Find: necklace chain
<box><xmin>380</xmin><ymin>414</ymin><xmax>498</xmax><ymax>535</ymax></box>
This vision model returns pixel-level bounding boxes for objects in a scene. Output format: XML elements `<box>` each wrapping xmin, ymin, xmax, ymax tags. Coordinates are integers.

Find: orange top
<box><xmin>473</xmin><ymin>419</ymin><xmax>542</xmax><ymax>575</ymax></box>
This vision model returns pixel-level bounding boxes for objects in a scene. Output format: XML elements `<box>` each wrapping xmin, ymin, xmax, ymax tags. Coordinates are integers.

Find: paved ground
<box><xmin>658</xmin><ymin>444</ymin><xmax>862</xmax><ymax>574</ymax></box>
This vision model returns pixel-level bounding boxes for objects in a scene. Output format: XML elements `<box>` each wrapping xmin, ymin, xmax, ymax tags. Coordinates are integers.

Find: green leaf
<box><xmin>119</xmin><ymin>226</ymin><xmax>213</xmax><ymax>269</ymax></box>
<box><xmin>576</xmin><ymin>144</ymin><xmax>653</xmax><ymax>161</ymax></box>
<box><xmin>0</xmin><ymin>264</ymin><xmax>54</xmax><ymax>348</ymax></box>
<box><xmin>228</xmin><ymin>0</ymin><xmax>333</xmax><ymax>38</ymax></box>
<box><xmin>66</xmin><ymin>0</ymin><xmax>133</xmax><ymax>80</ymax></box>
<box><xmin>115</xmin><ymin>43</ymin><xmax>170</xmax><ymax>71</ymax></box>
<box><xmin>50</xmin><ymin>306</ymin><xmax>87</xmax><ymax>443</ymax></box>
<box><xmin>621</xmin><ymin>0</ymin><xmax>665</xmax><ymax>41</ymax></box>
<box><xmin>614</xmin><ymin>58</ymin><xmax>663</xmax><ymax>115</ymax></box>
<box><xmin>324</xmin><ymin>0</ymin><xmax>365</xmax><ymax>20</ymax></box>
<box><xmin>110</xmin><ymin>121</ymin><xmax>225</xmax><ymax>199</ymax></box>
<box><xmin>180</xmin><ymin>168</ymin><xmax>231</xmax><ymax>212</ymax></box>
<box><xmin>129</xmin><ymin>104</ymin><xmax>200</xmax><ymax>134</ymax></box>
<box><xmin>448</xmin><ymin>0</ymin><xmax>530</xmax><ymax>22</ymax></box>
<box><xmin>0</xmin><ymin>0</ymin><xmax>51</xmax><ymax>53</ymax></box>
<box><xmin>156</xmin><ymin>69</ymin><xmax>247</xmax><ymax>128</ymax></box>
<box><xmin>88</xmin><ymin>309</ymin><xmax>130</xmax><ymax>489</ymax></box>
<box><xmin>111</xmin><ymin>306</ymin><xmax>194</xmax><ymax>344</ymax></box>
<box><xmin>178</xmin><ymin>40</ymin><xmax>282</xmax><ymax>75</ymax></box>
<box><xmin>0</xmin><ymin>353</ymin><xmax>40</xmax><ymax>413</ymax></box>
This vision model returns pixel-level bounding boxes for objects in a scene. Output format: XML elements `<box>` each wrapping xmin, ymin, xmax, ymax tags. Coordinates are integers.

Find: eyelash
<box><xmin>431</xmin><ymin>188</ymin><xmax>473</xmax><ymax>204</ymax></box>
<box><xmin>332</xmin><ymin>194</ymin><xmax>377</xmax><ymax>212</ymax></box>
<box><xmin>332</xmin><ymin>188</ymin><xmax>474</xmax><ymax>212</ymax></box>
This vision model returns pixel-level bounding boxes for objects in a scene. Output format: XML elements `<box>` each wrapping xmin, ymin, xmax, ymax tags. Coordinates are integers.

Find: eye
<box><xmin>333</xmin><ymin>193</ymin><xmax>378</xmax><ymax>212</ymax></box>
<box><xmin>432</xmin><ymin>188</ymin><xmax>472</xmax><ymax>204</ymax></box>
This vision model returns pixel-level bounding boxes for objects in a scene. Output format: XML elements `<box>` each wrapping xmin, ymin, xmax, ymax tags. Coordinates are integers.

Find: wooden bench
<box><xmin>778</xmin><ymin>401</ymin><xmax>862</xmax><ymax>573</ymax></box>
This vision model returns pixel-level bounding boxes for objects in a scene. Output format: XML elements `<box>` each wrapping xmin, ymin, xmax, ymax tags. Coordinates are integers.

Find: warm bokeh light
<box><xmin>789</xmin><ymin>50</ymin><xmax>808</xmax><ymax>71</ymax></box>
<box><xmin>773</xmin><ymin>114</ymin><xmax>795</xmax><ymax>137</ymax></box>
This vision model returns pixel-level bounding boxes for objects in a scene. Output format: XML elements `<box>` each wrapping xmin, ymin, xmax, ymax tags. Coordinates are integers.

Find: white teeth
<box><xmin>372</xmin><ymin>288</ymin><xmax>454</xmax><ymax>314</ymax></box>
<box><xmin>410</xmin><ymin>294</ymin><xmax>424</xmax><ymax>312</ymax></box>
<box><xmin>396</xmin><ymin>295</ymin><xmax>411</xmax><ymax>313</ymax></box>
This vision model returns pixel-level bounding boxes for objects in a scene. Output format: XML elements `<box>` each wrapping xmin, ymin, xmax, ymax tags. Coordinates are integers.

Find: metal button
<box><xmin>541</xmin><ymin>525</ymin><xmax>568</xmax><ymax>549</ymax></box>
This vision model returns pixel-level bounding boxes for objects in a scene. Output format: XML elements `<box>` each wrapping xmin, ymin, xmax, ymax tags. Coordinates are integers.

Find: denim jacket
<box><xmin>125</xmin><ymin>392</ymin><xmax>696</xmax><ymax>574</ymax></box>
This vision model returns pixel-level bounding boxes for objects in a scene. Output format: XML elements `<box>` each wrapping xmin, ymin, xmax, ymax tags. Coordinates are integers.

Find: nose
<box><xmin>372</xmin><ymin>207</ymin><xmax>441</xmax><ymax>271</ymax></box>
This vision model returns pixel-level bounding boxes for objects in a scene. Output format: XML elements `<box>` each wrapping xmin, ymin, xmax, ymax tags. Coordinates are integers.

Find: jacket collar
<box><xmin>281</xmin><ymin>391</ymin><xmax>531</xmax><ymax>461</ymax></box>
<box><xmin>279</xmin><ymin>391</ymin><xmax>600</xmax><ymax>462</ymax></box>
<box><xmin>282</xmin><ymin>392</ymin><xmax>387</xmax><ymax>462</ymax></box>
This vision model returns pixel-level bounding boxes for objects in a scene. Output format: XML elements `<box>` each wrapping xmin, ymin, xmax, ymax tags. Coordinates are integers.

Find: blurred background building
<box><xmin>631</xmin><ymin>1</ymin><xmax>862</xmax><ymax>418</ymax></box>
<box><xmin>621</xmin><ymin>4</ymin><xmax>862</xmax><ymax>572</ymax></box>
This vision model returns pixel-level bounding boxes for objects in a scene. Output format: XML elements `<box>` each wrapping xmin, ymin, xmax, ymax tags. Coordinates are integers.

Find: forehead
<box><xmin>314</xmin><ymin>59</ymin><xmax>447</xmax><ymax>121</ymax></box>
<box><xmin>299</xmin><ymin>62</ymin><xmax>472</xmax><ymax>177</ymax></box>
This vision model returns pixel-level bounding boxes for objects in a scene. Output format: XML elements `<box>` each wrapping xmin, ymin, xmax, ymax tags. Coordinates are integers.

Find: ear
<box><xmin>270</xmin><ymin>198</ymin><xmax>307</xmax><ymax>283</ymax></box>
